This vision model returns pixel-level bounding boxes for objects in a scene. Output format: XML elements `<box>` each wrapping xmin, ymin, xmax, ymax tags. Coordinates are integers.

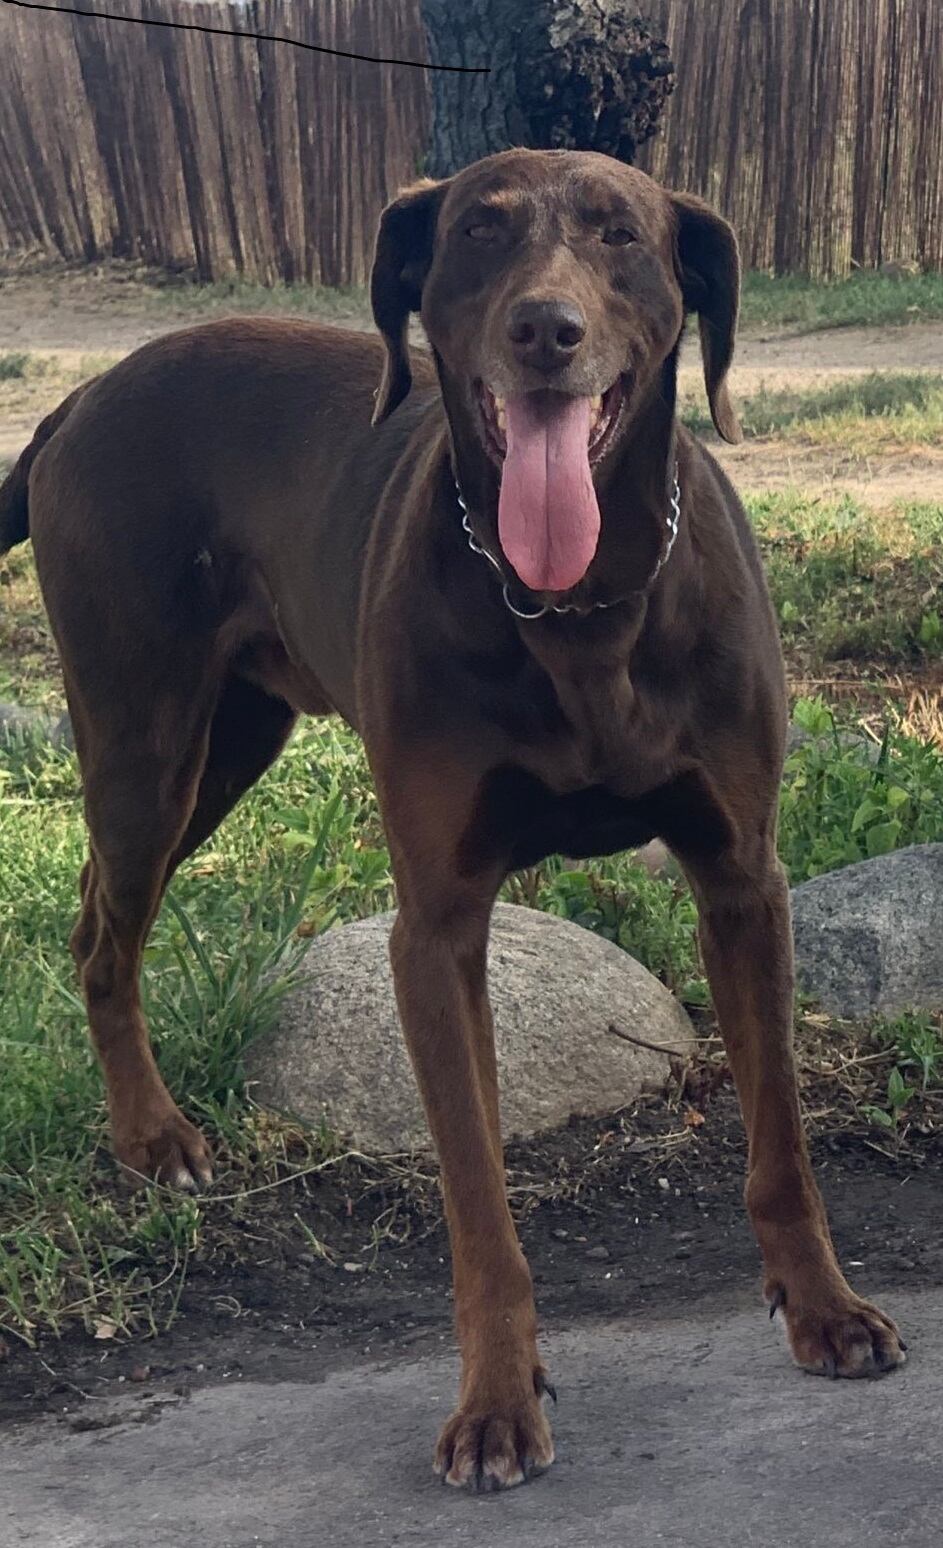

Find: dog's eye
<box><xmin>603</xmin><ymin>227</ymin><xmax>637</xmax><ymax>246</ymax></box>
<box><xmin>466</xmin><ymin>224</ymin><xmax>498</xmax><ymax>242</ymax></box>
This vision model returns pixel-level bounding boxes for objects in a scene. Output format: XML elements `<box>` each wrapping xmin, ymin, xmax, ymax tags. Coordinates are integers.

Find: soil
<box><xmin>2</xmin><ymin>1091</ymin><xmax>939</xmax><ymax>1430</ymax></box>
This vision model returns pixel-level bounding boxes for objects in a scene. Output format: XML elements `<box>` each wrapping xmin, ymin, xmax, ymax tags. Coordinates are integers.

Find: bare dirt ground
<box><xmin>1</xmin><ymin>263</ymin><xmax>942</xmax><ymax>500</ymax></box>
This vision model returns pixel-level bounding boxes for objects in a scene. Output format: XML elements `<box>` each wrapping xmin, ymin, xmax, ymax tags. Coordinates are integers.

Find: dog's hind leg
<box><xmin>68</xmin><ymin>672</ymin><xmax>296</xmax><ymax>1190</ymax></box>
<box><xmin>66</xmin><ymin>661</ymin><xmax>222</xmax><ymax>1190</ymax></box>
<box><xmin>165</xmin><ymin>675</ymin><xmax>297</xmax><ymax>874</ymax></box>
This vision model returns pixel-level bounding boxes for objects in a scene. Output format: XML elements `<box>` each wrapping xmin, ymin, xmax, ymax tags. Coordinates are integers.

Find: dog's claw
<box><xmin>535</xmin><ymin>1370</ymin><xmax>557</xmax><ymax>1405</ymax></box>
<box><xmin>768</xmin><ymin>1286</ymin><xmax>786</xmax><ymax>1320</ymax></box>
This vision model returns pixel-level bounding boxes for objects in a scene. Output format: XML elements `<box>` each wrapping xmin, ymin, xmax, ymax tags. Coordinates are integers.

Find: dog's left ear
<box><xmin>370</xmin><ymin>178</ymin><xmax>447</xmax><ymax>426</ymax></box>
<box><xmin>672</xmin><ymin>194</ymin><xmax>742</xmax><ymax>444</ymax></box>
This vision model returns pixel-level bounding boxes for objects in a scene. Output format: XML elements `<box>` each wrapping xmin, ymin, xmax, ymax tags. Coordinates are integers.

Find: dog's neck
<box><xmin>437</xmin><ymin>344</ymin><xmax>683</xmax><ymax>616</ymax></box>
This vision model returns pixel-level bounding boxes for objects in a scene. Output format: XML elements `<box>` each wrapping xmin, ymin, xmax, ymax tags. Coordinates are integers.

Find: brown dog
<box><xmin>0</xmin><ymin>149</ymin><xmax>904</xmax><ymax>1490</ymax></box>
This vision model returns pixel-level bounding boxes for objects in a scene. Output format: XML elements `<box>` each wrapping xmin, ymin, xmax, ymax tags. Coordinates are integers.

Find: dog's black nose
<box><xmin>506</xmin><ymin>298</ymin><xmax>587</xmax><ymax>373</ymax></box>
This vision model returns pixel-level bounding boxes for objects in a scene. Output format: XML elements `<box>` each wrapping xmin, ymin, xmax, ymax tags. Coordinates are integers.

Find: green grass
<box><xmin>749</xmin><ymin>492</ymin><xmax>943</xmax><ymax>670</ymax></box>
<box><xmin>682</xmin><ymin>371</ymin><xmax>943</xmax><ymax>451</ymax></box>
<box><xmin>0</xmin><ymin>544</ymin><xmax>63</xmax><ymax>708</ymax></box>
<box><xmin>739</xmin><ymin>269</ymin><xmax>943</xmax><ymax>333</ymax></box>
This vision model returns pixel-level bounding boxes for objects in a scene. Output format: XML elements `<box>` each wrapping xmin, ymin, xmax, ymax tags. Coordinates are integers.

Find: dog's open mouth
<box><xmin>478</xmin><ymin>380</ymin><xmax>624</xmax><ymax>468</ymax></box>
<box><xmin>474</xmin><ymin>382</ymin><xmax>625</xmax><ymax>594</ymax></box>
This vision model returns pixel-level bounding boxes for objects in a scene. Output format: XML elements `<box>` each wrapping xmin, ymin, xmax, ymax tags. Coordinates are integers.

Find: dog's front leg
<box><xmin>682</xmin><ymin>841</ymin><xmax>906</xmax><ymax>1379</ymax></box>
<box><xmin>377</xmin><ymin>765</ymin><xmax>553</xmax><ymax>1490</ymax></box>
<box><xmin>391</xmin><ymin>903</ymin><xmax>554</xmax><ymax>1488</ymax></box>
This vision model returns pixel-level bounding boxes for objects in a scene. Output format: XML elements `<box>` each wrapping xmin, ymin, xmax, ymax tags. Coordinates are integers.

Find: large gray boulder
<box><xmin>248</xmin><ymin>903</ymin><xmax>691</xmax><ymax>1153</ymax></box>
<box><xmin>791</xmin><ymin>844</ymin><xmax>943</xmax><ymax>1018</ymax></box>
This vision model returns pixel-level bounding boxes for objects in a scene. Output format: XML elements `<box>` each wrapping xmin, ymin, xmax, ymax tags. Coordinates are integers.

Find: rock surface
<box><xmin>248</xmin><ymin>904</ymin><xmax>691</xmax><ymax>1152</ymax></box>
<box><xmin>791</xmin><ymin>843</ymin><xmax>943</xmax><ymax>1018</ymax></box>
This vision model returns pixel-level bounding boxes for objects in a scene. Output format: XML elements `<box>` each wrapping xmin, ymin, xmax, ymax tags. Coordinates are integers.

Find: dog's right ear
<box><xmin>370</xmin><ymin>178</ymin><xmax>446</xmax><ymax>426</ymax></box>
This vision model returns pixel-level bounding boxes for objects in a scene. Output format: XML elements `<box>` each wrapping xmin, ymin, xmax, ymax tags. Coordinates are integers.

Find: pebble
<box><xmin>585</xmin><ymin>1245</ymin><xmax>610</xmax><ymax>1261</ymax></box>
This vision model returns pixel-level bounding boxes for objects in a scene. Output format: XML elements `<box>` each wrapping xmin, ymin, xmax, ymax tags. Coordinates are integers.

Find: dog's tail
<box><xmin>0</xmin><ymin>381</ymin><xmax>91</xmax><ymax>554</ymax></box>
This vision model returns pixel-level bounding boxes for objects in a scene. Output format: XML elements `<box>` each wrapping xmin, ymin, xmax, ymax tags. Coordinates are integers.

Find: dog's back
<box><xmin>12</xmin><ymin>318</ymin><xmax>441</xmax><ymax>724</ymax></box>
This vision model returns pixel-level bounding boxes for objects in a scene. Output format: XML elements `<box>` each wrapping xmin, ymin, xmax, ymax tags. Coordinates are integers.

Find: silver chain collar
<box><xmin>456</xmin><ymin>466</ymin><xmax>681</xmax><ymax>621</ymax></box>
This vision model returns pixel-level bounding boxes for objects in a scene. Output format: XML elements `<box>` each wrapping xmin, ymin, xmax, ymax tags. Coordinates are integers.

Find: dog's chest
<box><xmin>505</xmin><ymin>653</ymin><xmax>678</xmax><ymax>796</ymax></box>
<box><xmin>464</xmin><ymin>671</ymin><xmax>684</xmax><ymax>873</ymax></box>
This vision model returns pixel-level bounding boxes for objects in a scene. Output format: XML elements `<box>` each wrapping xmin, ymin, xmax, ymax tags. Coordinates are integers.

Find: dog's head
<box><xmin>370</xmin><ymin>149</ymin><xmax>740</xmax><ymax>594</ymax></box>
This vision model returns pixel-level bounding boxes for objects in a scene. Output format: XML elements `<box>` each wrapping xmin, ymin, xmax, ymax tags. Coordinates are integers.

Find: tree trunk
<box><xmin>420</xmin><ymin>1</ymin><xmax>674</xmax><ymax>178</ymax></box>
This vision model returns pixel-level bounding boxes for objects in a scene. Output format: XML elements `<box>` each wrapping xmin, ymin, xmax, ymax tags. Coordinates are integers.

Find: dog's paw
<box><xmin>434</xmin><ymin>1391</ymin><xmax>554</xmax><ymax>1491</ymax></box>
<box><xmin>114</xmin><ymin>1104</ymin><xmax>214</xmax><ymax>1193</ymax></box>
<box><xmin>770</xmin><ymin>1286</ymin><xmax>906</xmax><ymax>1378</ymax></box>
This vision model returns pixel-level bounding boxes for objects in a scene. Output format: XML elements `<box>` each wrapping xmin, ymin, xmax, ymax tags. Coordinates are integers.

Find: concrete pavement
<box><xmin>4</xmin><ymin>1286</ymin><xmax>936</xmax><ymax>1548</ymax></box>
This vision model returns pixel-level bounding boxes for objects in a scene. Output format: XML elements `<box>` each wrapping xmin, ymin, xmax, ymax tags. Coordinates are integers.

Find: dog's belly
<box><xmin>508</xmin><ymin>785</ymin><xmax>658</xmax><ymax>870</ymax></box>
<box><xmin>460</xmin><ymin>760</ymin><xmax>732</xmax><ymax>877</ymax></box>
<box><xmin>460</xmin><ymin>766</ymin><xmax>663</xmax><ymax>874</ymax></box>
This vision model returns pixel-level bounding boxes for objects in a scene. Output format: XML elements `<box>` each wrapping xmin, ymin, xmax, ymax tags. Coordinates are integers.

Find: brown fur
<box><xmin>1</xmin><ymin>149</ymin><xmax>904</xmax><ymax>1490</ymax></box>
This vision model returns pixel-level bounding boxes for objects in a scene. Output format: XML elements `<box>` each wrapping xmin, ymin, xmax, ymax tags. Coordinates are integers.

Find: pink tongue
<box><xmin>498</xmin><ymin>393</ymin><xmax>600</xmax><ymax>593</ymax></box>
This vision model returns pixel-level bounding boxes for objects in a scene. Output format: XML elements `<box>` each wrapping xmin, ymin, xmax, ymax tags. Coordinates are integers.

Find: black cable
<box><xmin>0</xmin><ymin>0</ymin><xmax>489</xmax><ymax>73</ymax></box>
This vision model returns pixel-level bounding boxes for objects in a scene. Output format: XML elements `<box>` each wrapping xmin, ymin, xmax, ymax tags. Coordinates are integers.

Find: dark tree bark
<box><xmin>420</xmin><ymin>1</ymin><xmax>674</xmax><ymax>178</ymax></box>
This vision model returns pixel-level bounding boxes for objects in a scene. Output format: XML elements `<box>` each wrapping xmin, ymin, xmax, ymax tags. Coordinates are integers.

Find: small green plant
<box><xmin>861</xmin><ymin>1012</ymin><xmax>943</xmax><ymax>1131</ymax></box>
<box><xmin>779</xmin><ymin>697</ymin><xmax>943</xmax><ymax>880</ymax></box>
<box><xmin>509</xmin><ymin>859</ymin><xmax>703</xmax><ymax>999</ymax></box>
